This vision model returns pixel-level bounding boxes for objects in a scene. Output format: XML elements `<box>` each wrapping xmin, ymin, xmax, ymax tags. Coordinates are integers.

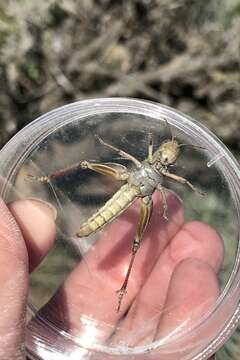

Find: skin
<box><xmin>0</xmin><ymin>192</ymin><xmax>223</xmax><ymax>359</ymax></box>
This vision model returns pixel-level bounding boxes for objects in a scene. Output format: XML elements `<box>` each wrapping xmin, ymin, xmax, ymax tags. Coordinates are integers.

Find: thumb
<box><xmin>0</xmin><ymin>199</ymin><xmax>28</xmax><ymax>359</ymax></box>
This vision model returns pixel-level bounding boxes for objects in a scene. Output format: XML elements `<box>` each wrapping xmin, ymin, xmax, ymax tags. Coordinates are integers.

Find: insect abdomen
<box><xmin>77</xmin><ymin>184</ymin><xmax>137</xmax><ymax>237</ymax></box>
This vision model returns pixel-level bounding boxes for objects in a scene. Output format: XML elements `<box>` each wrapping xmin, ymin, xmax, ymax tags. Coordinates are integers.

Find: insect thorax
<box><xmin>128</xmin><ymin>164</ymin><xmax>163</xmax><ymax>197</ymax></box>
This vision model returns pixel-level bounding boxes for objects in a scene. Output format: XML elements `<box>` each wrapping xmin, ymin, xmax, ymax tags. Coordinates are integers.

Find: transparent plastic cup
<box><xmin>0</xmin><ymin>98</ymin><xmax>240</xmax><ymax>360</ymax></box>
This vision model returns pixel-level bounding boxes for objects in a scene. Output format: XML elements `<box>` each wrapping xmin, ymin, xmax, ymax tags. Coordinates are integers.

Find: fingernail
<box><xmin>8</xmin><ymin>198</ymin><xmax>57</xmax><ymax>225</ymax></box>
<box><xmin>25</xmin><ymin>198</ymin><xmax>57</xmax><ymax>220</ymax></box>
<box><xmin>8</xmin><ymin>198</ymin><xmax>57</xmax><ymax>272</ymax></box>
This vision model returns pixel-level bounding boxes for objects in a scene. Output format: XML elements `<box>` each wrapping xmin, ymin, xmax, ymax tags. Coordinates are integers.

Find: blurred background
<box><xmin>0</xmin><ymin>0</ymin><xmax>239</xmax><ymax>359</ymax></box>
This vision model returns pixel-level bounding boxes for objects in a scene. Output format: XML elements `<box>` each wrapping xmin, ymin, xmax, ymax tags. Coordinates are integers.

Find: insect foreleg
<box><xmin>96</xmin><ymin>136</ymin><xmax>141</xmax><ymax>168</ymax></box>
<box><xmin>116</xmin><ymin>195</ymin><xmax>153</xmax><ymax>312</ymax></box>
<box><xmin>157</xmin><ymin>184</ymin><xmax>168</xmax><ymax>220</ymax></box>
<box><xmin>163</xmin><ymin>171</ymin><xmax>204</xmax><ymax>196</ymax></box>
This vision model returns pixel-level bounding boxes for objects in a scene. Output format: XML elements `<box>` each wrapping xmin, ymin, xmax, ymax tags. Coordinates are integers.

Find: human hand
<box><xmin>0</xmin><ymin>192</ymin><xmax>223</xmax><ymax>359</ymax></box>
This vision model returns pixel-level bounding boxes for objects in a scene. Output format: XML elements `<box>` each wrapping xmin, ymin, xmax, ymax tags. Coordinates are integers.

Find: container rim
<box><xmin>0</xmin><ymin>97</ymin><xmax>239</xmax><ymax>359</ymax></box>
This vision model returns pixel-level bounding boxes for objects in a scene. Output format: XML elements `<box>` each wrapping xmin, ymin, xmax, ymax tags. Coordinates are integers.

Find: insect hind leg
<box><xmin>116</xmin><ymin>195</ymin><xmax>153</xmax><ymax>312</ymax></box>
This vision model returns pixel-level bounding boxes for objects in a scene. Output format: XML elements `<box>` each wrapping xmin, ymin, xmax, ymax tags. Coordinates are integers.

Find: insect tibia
<box><xmin>116</xmin><ymin>287</ymin><xmax>127</xmax><ymax>313</ymax></box>
<box><xmin>116</xmin><ymin>251</ymin><xmax>137</xmax><ymax>312</ymax></box>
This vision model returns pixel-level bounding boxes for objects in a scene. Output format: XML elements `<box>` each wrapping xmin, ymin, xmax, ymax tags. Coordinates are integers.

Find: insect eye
<box><xmin>163</xmin><ymin>156</ymin><xmax>168</xmax><ymax>164</ymax></box>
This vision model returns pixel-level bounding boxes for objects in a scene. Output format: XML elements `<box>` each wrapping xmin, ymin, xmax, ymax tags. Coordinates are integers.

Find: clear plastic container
<box><xmin>0</xmin><ymin>98</ymin><xmax>240</xmax><ymax>360</ymax></box>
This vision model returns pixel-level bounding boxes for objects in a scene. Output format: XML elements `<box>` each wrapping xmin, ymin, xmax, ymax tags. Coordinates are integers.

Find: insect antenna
<box><xmin>164</xmin><ymin>118</ymin><xmax>175</xmax><ymax>141</ymax></box>
<box><xmin>178</xmin><ymin>144</ymin><xmax>205</xmax><ymax>150</ymax></box>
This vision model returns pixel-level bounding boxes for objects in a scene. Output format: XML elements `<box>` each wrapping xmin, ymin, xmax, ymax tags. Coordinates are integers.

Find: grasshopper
<box><xmin>29</xmin><ymin>133</ymin><xmax>202</xmax><ymax>312</ymax></box>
